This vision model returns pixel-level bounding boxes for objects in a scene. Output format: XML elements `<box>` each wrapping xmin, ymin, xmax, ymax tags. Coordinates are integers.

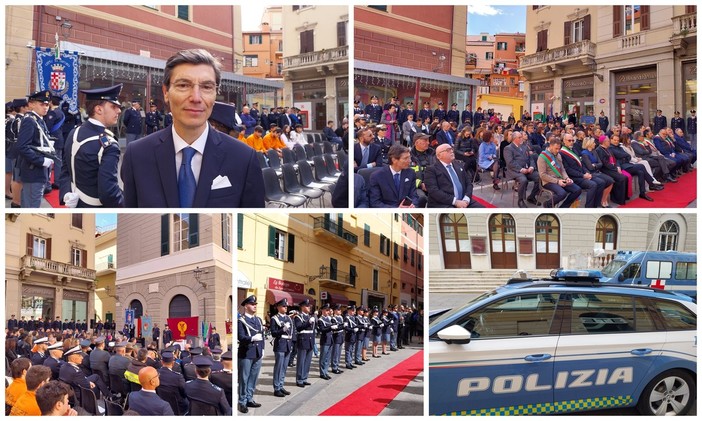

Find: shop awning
<box><xmin>237</xmin><ymin>271</ymin><xmax>252</xmax><ymax>289</ymax></box>
<box><xmin>355</xmin><ymin>59</ymin><xmax>481</xmax><ymax>87</ymax></box>
<box><xmin>323</xmin><ymin>291</ymin><xmax>349</xmax><ymax>306</ymax></box>
<box><xmin>266</xmin><ymin>289</ymin><xmax>316</xmax><ymax>308</ymax></box>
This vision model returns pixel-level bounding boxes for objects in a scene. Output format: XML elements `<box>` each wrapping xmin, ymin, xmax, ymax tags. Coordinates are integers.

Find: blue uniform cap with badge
<box><xmin>13</xmin><ymin>98</ymin><xmax>28</xmax><ymax>108</ymax></box>
<box><xmin>299</xmin><ymin>299</ymin><xmax>311</xmax><ymax>307</ymax></box>
<box><xmin>81</xmin><ymin>84</ymin><xmax>123</xmax><ymax>107</ymax></box>
<box><xmin>210</xmin><ymin>101</ymin><xmax>236</xmax><ymax>130</ymax></box>
<box><xmin>161</xmin><ymin>351</ymin><xmax>175</xmax><ymax>363</ymax></box>
<box><xmin>321</xmin><ymin>303</ymin><xmax>330</xmax><ymax>310</ymax></box>
<box><xmin>189</xmin><ymin>347</ymin><xmax>203</xmax><ymax>356</ymax></box>
<box><xmin>28</xmin><ymin>90</ymin><xmax>51</xmax><ymax>103</ymax></box>
<box><xmin>192</xmin><ymin>355</ymin><xmax>213</xmax><ymax>367</ymax></box>
<box><xmin>241</xmin><ymin>295</ymin><xmax>257</xmax><ymax>306</ymax></box>
<box><xmin>275</xmin><ymin>298</ymin><xmax>288</xmax><ymax>308</ymax></box>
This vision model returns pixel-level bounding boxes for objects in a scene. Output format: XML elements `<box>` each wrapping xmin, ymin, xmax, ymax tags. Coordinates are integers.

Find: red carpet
<box><xmin>473</xmin><ymin>196</ymin><xmax>497</xmax><ymax>208</ymax></box>
<box><xmin>44</xmin><ymin>171</ymin><xmax>64</xmax><ymax>208</ymax></box>
<box><xmin>320</xmin><ymin>350</ymin><xmax>423</xmax><ymax>416</ymax></box>
<box><xmin>619</xmin><ymin>169</ymin><xmax>696</xmax><ymax>208</ymax></box>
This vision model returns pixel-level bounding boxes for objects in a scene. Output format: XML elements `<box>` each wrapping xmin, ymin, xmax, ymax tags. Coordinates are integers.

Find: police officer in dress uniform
<box><xmin>343</xmin><ymin>305</ymin><xmax>358</xmax><ymax>369</ymax></box>
<box><xmin>16</xmin><ymin>90</ymin><xmax>54</xmax><ymax>208</ymax></box>
<box><xmin>185</xmin><ymin>355</ymin><xmax>232</xmax><ymax>415</ymax></box>
<box><xmin>145</xmin><ymin>101</ymin><xmax>163</xmax><ymax>134</ymax></box>
<box><xmin>7</xmin><ymin>314</ymin><xmax>18</xmax><ymax>331</ymax></box>
<box><xmin>365</xmin><ymin>96</ymin><xmax>383</xmax><ymax>124</ymax></box>
<box><xmin>182</xmin><ymin>347</ymin><xmax>202</xmax><ymax>381</ymax></box>
<box><xmin>294</xmin><ymin>299</ymin><xmax>316</xmax><ymax>388</ymax></box>
<box><xmin>123</xmin><ymin>98</ymin><xmax>143</xmax><ymax>144</ymax></box>
<box><xmin>59</xmin><ymin>345</ymin><xmax>112</xmax><ymax>399</ymax></box>
<box><xmin>43</xmin><ymin>341</ymin><xmax>64</xmax><ymax>380</ymax></box>
<box><xmin>157</xmin><ymin>350</ymin><xmax>189</xmax><ymax>415</ymax></box>
<box><xmin>653</xmin><ymin>110</ymin><xmax>668</xmax><ymax>134</ymax></box>
<box><xmin>671</xmin><ymin>111</ymin><xmax>685</xmax><ymax>133</ymax></box>
<box><xmin>317</xmin><ymin>303</ymin><xmax>334</xmax><ymax>380</ymax></box>
<box><xmin>31</xmin><ymin>337</ymin><xmax>49</xmax><ymax>366</ymax></box>
<box><xmin>89</xmin><ymin>336</ymin><xmax>110</xmax><ymax>384</ymax></box>
<box><xmin>210</xmin><ymin>350</ymin><xmax>233</xmax><ymax>407</ymax></box>
<box><xmin>354</xmin><ymin>307</ymin><xmax>367</xmax><ymax>365</ymax></box>
<box><xmin>447</xmin><ymin>103</ymin><xmax>460</xmax><ymax>124</ymax></box>
<box><xmin>353</xmin><ymin>100</ymin><xmax>363</xmax><ymax>117</ymax></box>
<box><xmin>237</xmin><ymin>295</ymin><xmax>263</xmax><ymax>414</ymax></box>
<box><xmin>163</xmin><ymin>111</ymin><xmax>173</xmax><ymax>128</ymax></box>
<box><xmin>78</xmin><ymin>339</ymin><xmax>93</xmax><ymax>377</ymax></box>
<box><xmin>270</xmin><ymin>298</ymin><xmax>293</xmax><ymax>397</ymax></box>
<box><xmin>434</xmin><ymin>102</ymin><xmax>447</xmax><ymax>122</ymax></box>
<box><xmin>330</xmin><ymin>304</ymin><xmax>344</xmax><ymax>374</ymax></box>
<box><xmin>59</xmin><ymin>84</ymin><xmax>124</xmax><ymax>208</ymax></box>
<box><xmin>44</xmin><ymin>95</ymin><xmax>65</xmax><ymax>193</ymax></box>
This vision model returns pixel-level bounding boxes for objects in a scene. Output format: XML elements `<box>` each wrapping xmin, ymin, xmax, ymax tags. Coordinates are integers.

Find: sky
<box><xmin>96</xmin><ymin>214</ymin><xmax>117</xmax><ymax>231</ymax></box>
<box><xmin>242</xmin><ymin>5</ymin><xmax>267</xmax><ymax>31</ymax></box>
<box><xmin>467</xmin><ymin>5</ymin><xmax>527</xmax><ymax>35</ymax></box>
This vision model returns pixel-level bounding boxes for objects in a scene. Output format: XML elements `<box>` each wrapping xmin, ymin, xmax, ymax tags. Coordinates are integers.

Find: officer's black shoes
<box><xmin>297</xmin><ymin>383</ymin><xmax>305</xmax><ymax>388</ymax></box>
<box><xmin>303</xmin><ymin>381</ymin><xmax>311</xmax><ymax>385</ymax></box>
<box><xmin>382</xmin><ymin>352</ymin><xmax>389</xmax><ymax>355</ymax></box>
<box><xmin>373</xmin><ymin>355</ymin><xmax>381</xmax><ymax>358</ymax></box>
<box><xmin>274</xmin><ymin>390</ymin><xmax>285</xmax><ymax>397</ymax></box>
<box><xmin>332</xmin><ymin>369</ymin><xmax>344</xmax><ymax>374</ymax></box>
<box><xmin>246</xmin><ymin>401</ymin><xmax>262</xmax><ymax>408</ymax></box>
<box><xmin>355</xmin><ymin>361</ymin><xmax>365</xmax><ymax>365</ymax></box>
<box><xmin>238</xmin><ymin>404</ymin><xmax>249</xmax><ymax>413</ymax></box>
<box><xmin>10</xmin><ymin>202</ymin><xmax>21</xmax><ymax>208</ymax></box>
<box><xmin>320</xmin><ymin>375</ymin><xmax>331</xmax><ymax>380</ymax></box>
<box><xmin>345</xmin><ymin>364</ymin><xmax>355</xmax><ymax>369</ymax></box>
<box><xmin>526</xmin><ymin>197</ymin><xmax>538</xmax><ymax>205</ymax></box>
<box><xmin>281</xmin><ymin>389</ymin><xmax>291</xmax><ymax>395</ymax></box>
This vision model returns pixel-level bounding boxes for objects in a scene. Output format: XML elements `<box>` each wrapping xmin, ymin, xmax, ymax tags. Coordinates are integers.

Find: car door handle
<box><xmin>630</xmin><ymin>348</ymin><xmax>653</xmax><ymax>356</ymax></box>
<box><xmin>524</xmin><ymin>353</ymin><xmax>552</xmax><ymax>362</ymax></box>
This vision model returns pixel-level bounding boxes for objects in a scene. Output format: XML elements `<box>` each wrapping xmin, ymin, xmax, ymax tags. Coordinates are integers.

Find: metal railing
<box><xmin>22</xmin><ymin>255</ymin><xmax>96</xmax><ymax>280</ymax></box>
<box><xmin>283</xmin><ymin>45</ymin><xmax>348</xmax><ymax>69</ymax></box>
<box><xmin>520</xmin><ymin>40</ymin><xmax>596</xmax><ymax>68</ymax></box>
<box><xmin>312</xmin><ymin>216</ymin><xmax>358</xmax><ymax>246</ymax></box>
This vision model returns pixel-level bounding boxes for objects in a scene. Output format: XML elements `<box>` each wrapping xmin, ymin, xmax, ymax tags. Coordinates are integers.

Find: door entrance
<box><xmin>489</xmin><ymin>214</ymin><xmax>517</xmax><ymax>269</ymax></box>
<box><xmin>439</xmin><ymin>214</ymin><xmax>471</xmax><ymax>269</ymax></box>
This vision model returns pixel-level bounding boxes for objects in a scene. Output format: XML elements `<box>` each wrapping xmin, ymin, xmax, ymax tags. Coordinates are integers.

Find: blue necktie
<box><xmin>361</xmin><ymin>146</ymin><xmax>369</xmax><ymax>167</ymax></box>
<box><xmin>447</xmin><ymin>164</ymin><xmax>463</xmax><ymax>200</ymax></box>
<box><xmin>446</xmin><ymin>131</ymin><xmax>453</xmax><ymax>145</ymax></box>
<box><xmin>178</xmin><ymin>147</ymin><xmax>197</xmax><ymax>207</ymax></box>
<box><xmin>393</xmin><ymin>173</ymin><xmax>401</xmax><ymax>195</ymax></box>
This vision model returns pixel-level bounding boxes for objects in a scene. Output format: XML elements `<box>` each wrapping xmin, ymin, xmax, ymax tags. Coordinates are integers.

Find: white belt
<box><xmin>299</xmin><ymin>330</ymin><xmax>314</xmax><ymax>334</ymax></box>
<box><xmin>280</xmin><ymin>335</ymin><xmax>292</xmax><ymax>339</ymax></box>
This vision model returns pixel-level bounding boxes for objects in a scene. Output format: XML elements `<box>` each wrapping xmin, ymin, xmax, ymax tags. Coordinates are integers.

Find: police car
<box><xmin>429</xmin><ymin>269</ymin><xmax>696</xmax><ymax>416</ymax></box>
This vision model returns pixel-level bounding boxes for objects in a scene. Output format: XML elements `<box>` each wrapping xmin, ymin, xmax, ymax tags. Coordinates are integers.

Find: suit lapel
<box><xmin>154</xmin><ymin>131</ymin><xmax>180</xmax><ymax>207</ymax></box>
<box><xmin>193</xmin><ymin>129</ymin><xmax>226</xmax><ymax>207</ymax></box>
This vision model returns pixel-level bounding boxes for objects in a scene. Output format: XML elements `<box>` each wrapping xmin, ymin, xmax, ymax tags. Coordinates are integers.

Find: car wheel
<box><xmin>636</xmin><ymin>369</ymin><xmax>695</xmax><ymax>415</ymax></box>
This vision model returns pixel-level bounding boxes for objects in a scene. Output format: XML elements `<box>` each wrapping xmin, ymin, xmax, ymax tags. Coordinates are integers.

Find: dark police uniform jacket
<box><xmin>343</xmin><ymin>313</ymin><xmax>357</xmax><ymax>343</ymax></box>
<box><xmin>59</xmin><ymin>120</ymin><xmax>123</xmax><ymax>207</ymax></box>
<box><xmin>317</xmin><ymin>315</ymin><xmax>333</xmax><ymax>346</ymax></box>
<box><xmin>184</xmin><ymin>378</ymin><xmax>232</xmax><ymax>415</ymax></box>
<box><xmin>210</xmin><ymin>369</ymin><xmax>233</xmax><ymax>407</ymax></box>
<box><xmin>294</xmin><ymin>313</ymin><xmax>315</xmax><ymax>351</ymax></box>
<box><xmin>270</xmin><ymin>313</ymin><xmax>294</xmax><ymax>353</ymax></box>
<box><xmin>332</xmin><ymin>314</ymin><xmax>345</xmax><ymax>345</ymax></box>
<box><xmin>157</xmin><ymin>366</ymin><xmax>189</xmax><ymax>414</ymax></box>
<box><xmin>237</xmin><ymin>314</ymin><xmax>264</xmax><ymax>360</ymax></box>
<box><xmin>365</xmin><ymin>104</ymin><xmax>383</xmax><ymax>124</ymax></box>
<box><xmin>17</xmin><ymin>111</ymin><xmax>51</xmax><ymax>183</ymax></box>
<box><xmin>43</xmin><ymin>357</ymin><xmax>63</xmax><ymax>380</ymax></box>
<box><xmin>145</xmin><ymin>111</ymin><xmax>162</xmax><ymax>134</ymax></box>
<box><xmin>30</xmin><ymin>352</ymin><xmax>47</xmax><ymax>367</ymax></box>
<box><xmin>123</xmin><ymin>107</ymin><xmax>142</xmax><ymax>135</ymax></box>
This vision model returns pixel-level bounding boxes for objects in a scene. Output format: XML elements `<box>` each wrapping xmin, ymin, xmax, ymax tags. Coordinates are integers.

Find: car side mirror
<box><xmin>618</xmin><ymin>273</ymin><xmax>625</xmax><ymax>282</ymax></box>
<box><xmin>437</xmin><ymin>325</ymin><xmax>471</xmax><ymax>345</ymax></box>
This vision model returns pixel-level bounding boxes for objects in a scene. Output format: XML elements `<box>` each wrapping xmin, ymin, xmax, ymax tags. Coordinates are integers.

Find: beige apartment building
<box><xmin>281</xmin><ymin>5</ymin><xmax>349</xmax><ymax>130</ymax></box>
<box><xmin>237</xmin><ymin>213</ymin><xmax>424</xmax><ymax>319</ymax></box>
<box><xmin>94</xmin><ymin>226</ymin><xmax>117</xmax><ymax>326</ymax></box>
<box><xmin>116</xmin><ymin>213</ymin><xmax>233</xmax><ymax>347</ymax></box>
<box><xmin>5</xmin><ymin>213</ymin><xmax>97</xmax><ymax>324</ymax></box>
<box><xmin>429</xmin><ymin>213</ymin><xmax>696</xmax><ymax>272</ymax></box>
<box><xmin>519</xmin><ymin>5</ymin><xmax>697</xmax><ymax>127</ymax></box>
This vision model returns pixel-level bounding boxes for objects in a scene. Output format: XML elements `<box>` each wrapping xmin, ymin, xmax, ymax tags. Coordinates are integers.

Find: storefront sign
<box><xmin>531</xmin><ymin>81</ymin><xmax>554</xmax><ymax>92</ymax></box>
<box><xmin>22</xmin><ymin>285</ymin><xmax>54</xmax><ymax>298</ymax></box>
<box><xmin>563</xmin><ymin>77</ymin><xmax>594</xmax><ymax>89</ymax></box>
<box><xmin>63</xmin><ymin>289</ymin><xmax>88</xmax><ymax>301</ymax></box>
<box><xmin>616</xmin><ymin>69</ymin><xmax>656</xmax><ymax>83</ymax></box>
<box><xmin>268</xmin><ymin>277</ymin><xmax>304</xmax><ymax>294</ymax></box>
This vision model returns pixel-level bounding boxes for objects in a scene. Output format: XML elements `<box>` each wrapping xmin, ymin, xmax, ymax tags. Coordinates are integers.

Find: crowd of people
<box><xmin>352</xmin><ymin>96</ymin><xmax>696</xmax><ymax>208</ymax></box>
<box><xmin>5</xmin><ymin>315</ymin><xmax>232</xmax><ymax>415</ymax></box>
<box><xmin>237</xmin><ymin>295</ymin><xmax>423</xmax><ymax>414</ymax></box>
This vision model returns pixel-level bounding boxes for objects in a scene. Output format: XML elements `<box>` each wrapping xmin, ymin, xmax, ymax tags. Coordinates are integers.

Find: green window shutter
<box><xmin>268</xmin><ymin>226</ymin><xmax>277</xmax><ymax>257</ymax></box>
<box><xmin>161</xmin><ymin>214</ymin><xmax>169</xmax><ymax>256</ymax></box>
<box><xmin>237</xmin><ymin>214</ymin><xmax>244</xmax><ymax>249</ymax></box>
<box><xmin>288</xmin><ymin>234</ymin><xmax>295</xmax><ymax>262</ymax></box>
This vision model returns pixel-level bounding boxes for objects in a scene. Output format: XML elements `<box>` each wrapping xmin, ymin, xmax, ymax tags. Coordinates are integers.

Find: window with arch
<box><xmin>535</xmin><ymin>214</ymin><xmax>559</xmax><ymax>254</ymax></box>
<box><xmin>658</xmin><ymin>220</ymin><xmax>679</xmax><ymax>251</ymax></box>
<box><xmin>129</xmin><ymin>299</ymin><xmax>144</xmax><ymax>320</ymax></box>
<box><xmin>440</xmin><ymin>214</ymin><xmax>469</xmax><ymax>253</ymax></box>
<box><xmin>595</xmin><ymin>216</ymin><xmax>618</xmax><ymax>250</ymax></box>
<box><xmin>169</xmin><ymin>294</ymin><xmax>192</xmax><ymax>318</ymax></box>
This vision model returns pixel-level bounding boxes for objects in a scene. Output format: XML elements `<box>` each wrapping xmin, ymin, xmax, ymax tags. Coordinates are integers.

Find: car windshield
<box><xmin>429</xmin><ymin>290</ymin><xmax>497</xmax><ymax>328</ymax></box>
<box><xmin>601</xmin><ymin>260</ymin><xmax>627</xmax><ymax>278</ymax></box>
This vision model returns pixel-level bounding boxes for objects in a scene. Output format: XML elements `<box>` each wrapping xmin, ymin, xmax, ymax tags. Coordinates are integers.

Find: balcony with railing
<box><xmin>316</xmin><ymin>266</ymin><xmax>355</xmax><ymax>289</ymax></box>
<box><xmin>312</xmin><ymin>216</ymin><xmax>358</xmax><ymax>248</ymax></box>
<box><xmin>21</xmin><ymin>255</ymin><xmax>96</xmax><ymax>281</ymax></box>
<box><xmin>283</xmin><ymin>45</ymin><xmax>348</xmax><ymax>70</ymax></box>
<box><xmin>519</xmin><ymin>40</ymin><xmax>596</xmax><ymax>73</ymax></box>
<box><xmin>671</xmin><ymin>12</ymin><xmax>697</xmax><ymax>51</ymax></box>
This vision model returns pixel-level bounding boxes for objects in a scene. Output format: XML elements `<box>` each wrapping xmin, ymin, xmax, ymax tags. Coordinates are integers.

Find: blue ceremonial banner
<box><xmin>35</xmin><ymin>47</ymin><xmax>80</xmax><ymax>114</ymax></box>
<box><xmin>141</xmin><ymin>315</ymin><xmax>153</xmax><ymax>340</ymax></box>
<box><xmin>125</xmin><ymin>308</ymin><xmax>134</xmax><ymax>326</ymax></box>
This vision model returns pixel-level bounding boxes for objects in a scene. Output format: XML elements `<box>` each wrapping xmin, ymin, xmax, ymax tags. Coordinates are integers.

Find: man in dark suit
<box><xmin>89</xmin><ymin>337</ymin><xmax>110</xmax><ymax>384</ymax></box>
<box><xmin>435</xmin><ymin>121</ymin><xmax>455</xmax><ymax>146</ymax></box>
<box><xmin>158</xmin><ymin>350</ymin><xmax>189</xmax><ymax>414</ymax></box>
<box><xmin>369</xmin><ymin>144</ymin><xmax>419</xmax><ymax>207</ymax></box>
<box><xmin>560</xmin><ymin>133</ymin><xmax>606</xmax><ymax>208</ymax></box>
<box><xmin>354</xmin><ymin>127</ymin><xmax>383</xmax><ymax>171</ymax></box>
<box><xmin>163</xmin><ymin>324</ymin><xmax>173</xmax><ymax>346</ymax></box>
<box><xmin>504</xmin><ymin>131</ymin><xmax>541</xmax><ymax>207</ymax></box>
<box><xmin>128</xmin><ymin>366</ymin><xmax>174</xmax><ymax>415</ymax></box>
<box><xmin>121</xmin><ymin>49</ymin><xmax>264</xmax><ymax>208</ymax></box>
<box><xmin>424</xmin><ymin>143</ymin><xmax>484</xmax><ymax>208</ymax></box>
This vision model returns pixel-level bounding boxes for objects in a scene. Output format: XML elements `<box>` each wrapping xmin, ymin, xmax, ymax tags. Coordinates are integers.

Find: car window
<box><xmin>645</xmin><ymin>260</ymin><xmax>673</xmax><ymax>279</ymax></box>
<box><xmin>569</xmin><ymin>293</ymin><xmax>656</xmax><ymax>334</ymax></box>
<box><xmin>621</xmin><ymin>263</ymin><xmax>641</xmax><ymax>279</ymax></box>
<box><xmin>675</xmin><ymin>262</ymin><xmax>697</xmax><ymax>281</ymax></box>
<box><xmin>654</xmin><ymin>300</ymin><xmax>697</xmax><ymax>331</ymax></box>
<box><xmin>451</xmin><ymin>293</ymin><xmax>559</xmax><ymax>338</ymax></box>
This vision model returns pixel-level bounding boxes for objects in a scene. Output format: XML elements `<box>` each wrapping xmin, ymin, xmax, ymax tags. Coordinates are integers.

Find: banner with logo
<box><xmin>167</xmin><ymin>316</ymin><xmax>199</xmax><ymax>340</ymax></box>
<box><xmin>35</xmin><ymin>47</ymin><xmax>80</xmax><ymax>113</ymax></box>
<box><xmin>141</xmin><ymin>315</ymin><xmax>152</xmax><ymax>340</ymax></box>
<box><xmin>124</xmin><ymin>308</ymin><xmax>134</xmax><ymax>326</ymax></box>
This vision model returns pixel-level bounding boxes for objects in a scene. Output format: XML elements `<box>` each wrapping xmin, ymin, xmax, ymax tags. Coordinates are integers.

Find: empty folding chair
<box><xmin>262</xmin><ymin>167</ymin><xmax>307</xmax><ymax>207</ymax></box>
<box><xmin>256</xmin><ymin>151</ymin><xmax>268</xmax><ymax>169</ymax></box>
<box><xmin>306</xmin><ymin>133</ymin><xmax>315</xmax><ymax>144</ymax></box>
<box><xmin>323</xmin><ymin>153</ymin><xmax>342</xmax><ymax>177</ymax></box>
<box><xmin>304</xmin><ymin>144</ymin><xmax>315</xmax><ymax>160</ymax></box>
<box><xmin>336</xmin><ymin>149</ymin><xmax>348</xmax><ymax>171</ymax></box>
<box><xmin>293</xmin><ymin>144</ymin><xmax>307</xmax><ymax>162</ymax></box>
<box><xmin>313</xmin><ymin>133</ymin><xmax>323</xmax><ymax>143</ymax></box>
<box><xmin>281</xmin><ymin>148</ymin><xmax>297</xmax><ymax>165</ymax></box>
<box><xmin>312</xmin><ymin>155</ymin><xmax>338</xmax><ymax>185</ymax></box>
<box><xmin>281</xmin><ymin>163</ymin><xmax>324</xmax><ymax>207</ymax></box>
<box><xmin>266</xmin><ymin>149</ymin><xmax>283</xmax><ymax>176</ymax></box>
<box><xmin>312</xmin><ymin>142</ymin><xmax>324</xmax><ymax>156</ymax></box>
<box><xmin>322</xmin><ymin>140</ymin><xmax>335</xmax><ymax>154</ymax></box>
<box><xmin>297</xmin><ymin>159</ymin><xmax>334</xmax><ymax>194</ymax></box>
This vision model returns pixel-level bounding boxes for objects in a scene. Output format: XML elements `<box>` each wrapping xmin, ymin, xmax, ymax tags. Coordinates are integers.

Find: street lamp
<box><xmin>193</xmin><ymin>266</ymin><xmax>208</xmax><ymax>288</ymax></box>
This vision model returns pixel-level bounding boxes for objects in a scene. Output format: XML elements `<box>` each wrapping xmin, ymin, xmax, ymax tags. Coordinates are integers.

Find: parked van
<box><xmin>599</xmin><ymin>250</ymin><xmax>697</xmax><ymax>300</ymax></box>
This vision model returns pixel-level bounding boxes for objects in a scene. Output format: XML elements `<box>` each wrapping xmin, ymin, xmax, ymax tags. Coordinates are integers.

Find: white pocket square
<box><xmin>211</xmin><ymin>175</ymin><xmax>232</xmax><ymax>190</ymax></box>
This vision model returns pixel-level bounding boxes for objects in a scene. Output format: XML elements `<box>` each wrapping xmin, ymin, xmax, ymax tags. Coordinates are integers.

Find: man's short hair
<box><xmin>26</xmin><ymin>365</ymin><xmax>52</xmax><ymax>390</ymax></box>
<box><xmin>387</xmin><ymin>144</ymin><xmax>409</xmax><ymax>165</ymax></box>
<box><xmin>254</xmin><ymin>125</ymin><xmax>264</xmax><ymax>133</ymax></box>
<box><xmin>36</xmin><ymin>380</ymin><xmax>72</xmax><ymax>415</ymax></box>
<box><xmin>163</xmin><ymin>49</ymin><xmax>222</xmax><ymax>88</ymax></box>
<box><xmin>356</xmin><ymin>127</ymin><xmax>371</xmax><ymax>139</ymax></box>
<box><xmin>195</xmin><ymin>366</ymin><xmax>211</xmax><ymax>378</ymax></box>
<box><xmin>11</xmin><ymin>357</ymin><xmax>31</xmax><ymax>379</ymax></box>
<box><xmin>137</xmin><ymin>348</ymin><xmax>149</xmax><ymax>362</ymax></box>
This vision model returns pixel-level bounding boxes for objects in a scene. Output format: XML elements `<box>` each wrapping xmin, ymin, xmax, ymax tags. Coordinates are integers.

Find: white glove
<box><xmin>284</xmin><ymin>322</ymin><xmax>291</xmax><ymax>330</ymax></box>
<box><xmin>380</xmin><ymin>323</ymin><xmax>384</xmax><ymax>327</ymax></box>
<box><xmin>251</xmin><ymin>333</ymin><xmax>263</xmax><ymax>341</ymax></box>
<box><xmin>309</xmin><ymin>317</ymin><xmax>315</xmax><ymax>323</ymax></box>
<box><xmin>353</xmin><ymin>328</ymin><xmax>358</xmax><ymax>333</ymax></box>
<box><xmin>389</xmin><ymin>328</ymin><xmax>394</xmax><ymax>333</ymax></box>
<box><xmin>331</xmin><ymin>324</ymin><xmax>338</xmax><ymax>330</ymax></box>
<box><xmin>63</xmin><ymin>192</ymin><xmax>80</xmax><ymax>208</ymax></box>
<box><xmin>42</xmin><ymin>157</ymin><xmax>54</xmax><ymax>168</ymax></box>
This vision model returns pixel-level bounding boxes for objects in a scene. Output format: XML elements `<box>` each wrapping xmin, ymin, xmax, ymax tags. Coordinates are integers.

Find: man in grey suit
<box><xmin>504</xmin><ymin>131</ymin><xmax>540</xmax><ymax>208</ymax></box>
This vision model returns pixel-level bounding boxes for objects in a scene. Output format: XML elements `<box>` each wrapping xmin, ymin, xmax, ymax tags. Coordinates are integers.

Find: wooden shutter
<box><xmin>640</xmin><ymin>6</ymin><xmax>650</xmax><ymax>31</ymax></box>
<box><xmin>337</xmin><ymin>21</ymin><xmax>346</xmax><ymax>47</ymax></box>
<box><xmin>188</xmin><ymin>214</ymin><xmax>199</xmax><ymax>248</ymax></box>
<box><xmin>287</xmin><ymin>234</ymin><xmax>295</xmax><ymax>263</ymax></box>
<box><xmin>583</xmin><ymin>14</ymin><xmax>591</xmax><ymax>41</ymax></box>
<box><xmin>685</xmin><ymin>6</ymin><xmax>696</xmax><ymax>14</ymax></box>
<box><xmin>613</xmin><ymin>6</ymin><xmax>622</xmax><ymax>37</ymax></box>
<box><xmin>537</xmin><ymin>30</ymin><xmax>548</xmax><ymax>52</ymax></box>
<box><xmin>268</xmin><ymin>226</ymin><xmax>276</xmax><ymax>257</ymax></box>
<box><xmin>46</xmin><ymin>238</ymin><xmax>52</xmax><ymax>260</ymax></box>
<box><xmin>161</xmin><ymin>214</ymin><xmax>169</xmax><ymax>256</ymax></box>
<box><xmin>300</xmin><ymin>30</ymin><xmax>314</xmax><ymax>54</ymax></box>
<box><xmin>81</xmin><ymin>249</ymin><xmax>88</xmax><ymax>268</ymax></box>
<box><xmin>26</xmin><ymin>233</ymin><xmax>34</xmax><ymax>256</ymax></box>
<box><xmin>564</xmin><ymin>21</ymin><xmax>572</xmax><ymax>45</ymax></box>
<box><xmin>237</xmin><ymin>214</ymin><xmax>243</xmax><ymax>249</ymax></box>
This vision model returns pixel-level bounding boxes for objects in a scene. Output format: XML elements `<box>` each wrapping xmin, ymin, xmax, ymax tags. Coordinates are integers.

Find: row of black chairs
<box><xmin>305</xmin><ymin>132</ymin><xmax>326</xmax><ymax>144</ymax></box>
<box><xmin>262</xmin><ymin>157</ymin><xmax>341</xmax><ymax>207</ymax></box>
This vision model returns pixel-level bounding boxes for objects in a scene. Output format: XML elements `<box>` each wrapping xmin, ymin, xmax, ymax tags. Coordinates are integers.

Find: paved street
<box><xmin>241</xmin><ymin>339</ymin><xmax>424</xmax><ymax>416</ymax></box>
